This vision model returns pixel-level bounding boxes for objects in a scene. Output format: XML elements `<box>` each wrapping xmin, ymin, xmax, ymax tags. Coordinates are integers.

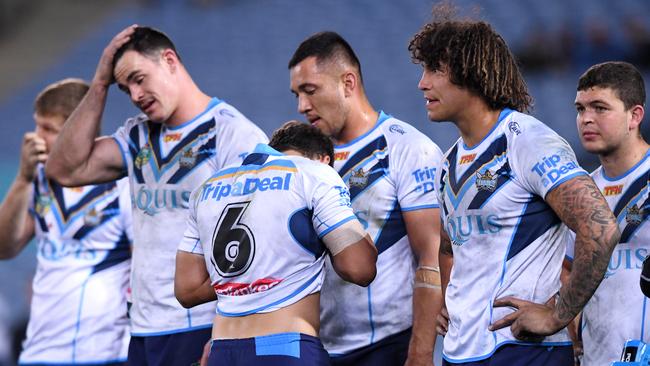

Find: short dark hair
<box><xmin>34</xmin><ymin>78</ymin><xmax>89</xmax><ymax>119</ymax></box>
<box><xmin>113</xmin><ymin>26</ymin><xmax>180</xmax><ymax>68</ymax></box>
<box><xmin>409</xmin><ymin>4</ymin><xmax>532</xmax><ymax>112</ymax></box>
<box><xmin>269</xmin><ymin>121</ymin><xmax>334</xmax><ymax>166</ymax></box>
<box><xmin>577</xmin><ymin>61</ymin><xmax>646</xmax><ymax>110</ymax></box>
<box><xmin>288</xmin><ymin>31</ymin><xmax>363</xmax><ymax>83</ymax></box>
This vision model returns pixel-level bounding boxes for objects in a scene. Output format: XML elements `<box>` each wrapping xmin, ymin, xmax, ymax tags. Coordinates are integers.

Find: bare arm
<box><xmin>403</xmin><ymin>208</ymin><xmax>442</xmax><ymax>366</ymax></box>
<box><xmin>490</xmin><ymin>175</ymin><xmax>619</xmax><ymax>338</ymax></box>
<box><xmin>45</xmin><ymin>26</ymin><xmax>137</xmax><ymax>186</ymax></box>
<box><xmin>435</xmin><ymin>226</ymin><xmax>453</xmax><ymax>336</ymax></box>
<box><xmin>0</xmin><ymin>133</ymin><xmax>45</xmax><ymax>259</ymax></box>
<box><xmin>174</xmin><ymin>250</ymin><xmax>216</xmax><ymax>308</ymax></box>
<box><xmin>329</xmin><ymin>233</ymin><xmax>377</xmax><ymax>287</ymax></box>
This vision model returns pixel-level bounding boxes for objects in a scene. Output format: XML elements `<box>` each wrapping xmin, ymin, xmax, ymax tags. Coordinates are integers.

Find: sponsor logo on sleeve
<box><xmin>508</xmin><ymin>121</ymin><xmax>522</xmax><ymax>135</ymax></box>
<box><xmin>531</xmin><ymin>153</ymin><xmax>579</xmax><ymax>187</ymax></box>
<box><xmin>412</xmin><ymin>167</ymin><xmax>436</xmax><ymax>193</ymax></box>
<box><xmin>389</xmin><ymin>124</ymin><xmax>406</xmax><ymax>135</ymax></box>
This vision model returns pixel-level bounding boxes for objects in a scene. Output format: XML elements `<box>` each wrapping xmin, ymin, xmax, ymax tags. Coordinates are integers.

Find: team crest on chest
<box><xmin>475</xmin><ymin>169</ymin><xmax>497</xmax><ymax>192</ymax></box>
<box><xmin>348</xmin><ymin>168</ymin><xmax>369</xmax><ymax>188</ymax></box>
<box><xmin>179</xmin><ymin>148</ymin><xmax>196</xmax><ymax>168</ymax></box>
<box><xmin>83</xmin><ymin>207</ymin><xmax>102</xmax><ymax>226</ymax></box>
<box><xmin>625</xmin><ymin>204</ymin><xmax>644</xmax><ymax>225</ymax></box>
<box><xmin>35</xmin><ymin>195</ymin><xmax>52</xmax><ymax>216</ymax></box>
<box><xmin>135</xmin><ymin>144</ymin><xmax>152</xmax><ymax>169</ymax></box>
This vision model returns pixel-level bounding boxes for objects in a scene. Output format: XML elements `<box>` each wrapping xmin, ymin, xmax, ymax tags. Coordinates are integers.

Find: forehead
<box><xmin>114</xmin><ymin>50</ymin><xmax>159</xmax><ymax>83</ymax></box>
<box><xmin>290</xmin><ymin>57</ymin><xmax>333</xmax><ymax>86</ymax></box>
<box><xmin>575</xmin><ymin>86</ymin><xmax>620</xmax><ymax>104</ymax></box>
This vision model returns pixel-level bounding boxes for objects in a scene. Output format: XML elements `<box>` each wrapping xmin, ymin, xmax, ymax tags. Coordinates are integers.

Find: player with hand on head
<box><xmin>409</xmin><ymin>5</ymin><xmax>620</xmax><ymax>365</ymax></box>
<box><xmin>45</xmin><ymin>26</ymin><xmax>268</xmax><ymax>365</ymax></box>
<box><xmin>565</xmin><ymin>61</ymin><xmax>650</xmax><ymax>366</ymax></box>
<box><xmin>175</xmin><ymin>121</ymin><xmax>377</xmax><ymax>366</ymax></box>
<box><xmin>0</xmin><ymin>78</ymin><xmax>132</xmax><ymax>365</ymax></box>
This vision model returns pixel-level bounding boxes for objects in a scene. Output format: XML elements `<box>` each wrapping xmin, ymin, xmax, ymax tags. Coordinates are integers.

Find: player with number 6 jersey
<box><xmin>175</xmin><ymin>122</ymin><xmax>377</xmax><ymax>366</ymax></box>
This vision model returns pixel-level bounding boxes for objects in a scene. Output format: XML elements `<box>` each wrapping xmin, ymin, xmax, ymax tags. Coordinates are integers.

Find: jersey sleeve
<box><xmin>508</xmin><ymin>123</ymin><xmax>587</xmax><ymax>198</ymax></box>
<box><xmin>177</xmin><ymin>188</ymin><xmax>204</xmax><ymax>255</ymax></box>
<box><xmin>306</xmin><ymin>164</ymin><xmax>359</xmax><ymax>245</ymax></box>
<box><xmin>111</xmin><ymin>117</ymin><xmax>141</xmax><ymax>175</ymax></box>
<box><xmin>391</xmin><ymin>131</ymin><xmax>443</xmax><ymax>212</ymax></box>
<box><xmin>211</xmin><ymin>106</ymin><xmax>269</xmax><ymax>170</ymax></box>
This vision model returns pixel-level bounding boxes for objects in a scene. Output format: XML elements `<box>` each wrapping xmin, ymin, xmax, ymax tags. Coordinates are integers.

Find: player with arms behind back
<box><xmin>175</xmin><ymin>121</ymin><xmax>377</xmax><ymax>365</ymax></box>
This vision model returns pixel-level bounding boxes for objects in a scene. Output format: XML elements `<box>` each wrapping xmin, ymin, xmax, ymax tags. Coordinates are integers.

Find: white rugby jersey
<box><xmin>436</xmin><ymin>109</ymin><xmax>585</xmax><ymax>363</ymax></box>
<box><xmin>178</xmin><ymin>144</ymin><xmax>357</xmax><ymax>315</ymax></box>
<box><xmin>19</xmin><ymin>166</ymin><xmax>131</xmax><ymax>365</ymax></box>
<box><xmin>112</xmin><ymin>98</ymin><xmax>268</xmax><ymax>335</ymax></box>
<box><xmin>319</xmin><ymin>111</ymin><xmax>443</xmax><ymax>355</ymax></box>
<box><xmin>565</xmin><ymin>149</ymin><xmax>650</xmax><ymax>366</ymax></box>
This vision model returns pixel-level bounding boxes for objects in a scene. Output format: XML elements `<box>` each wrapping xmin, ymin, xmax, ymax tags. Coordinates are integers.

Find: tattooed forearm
<box><xmin>546</xmin><ymin>175</ymin><xmax>620</xmax><ymax>324</ymax></box>
<box><xmin>440</xmin><ymin>224</ymin><xmax>453</xmax><ymax>256</ymax></box>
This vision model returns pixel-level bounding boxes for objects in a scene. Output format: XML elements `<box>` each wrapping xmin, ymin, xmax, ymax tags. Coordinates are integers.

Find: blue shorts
<box><xmin>330</xmin><ymin>327</ymin><xmax>411</xmax><ymax>366</ymax></box>
<box><xmin>126</xmin><ymin>327</ymin><xmax>212</xmax><ymax>366</ymax></box>
<box><xmin>208</xmin><ymin>332</ymin><xmax>330</xmax><ymax>366</ymax></box>
<box><xmin>442</xmin><ymin>344</ymin><xmax>574</xmax><ymax>365</ymax></box>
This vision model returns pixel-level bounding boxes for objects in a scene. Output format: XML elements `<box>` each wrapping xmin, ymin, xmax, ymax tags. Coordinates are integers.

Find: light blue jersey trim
<box><xmin>166</xmin><ymin>98</ymin><xmax>222</xmax><ymax>131</ymax></box>
<box><xmin>545</xmin><ymin>171</ymin><xmax>589</xmax><ymax>196</ymax></box>
<box><xmin>187</xmin><ymin>309</ymin><xmax>193</xmax><ymax>328</ymax></box>
<box><xmin>642</xmin><ymin>296</ymin><xmax>648</xmax><ymax>339</ymax></box>
<box><xmin>255</xmin><ymin>332</ymin><xmax>301</xmax><ymax>358</ymax></box>
<box><xmin>110</xmin><ymin>136</ymin><xmax>129</xmax><ymax>174</ymax></box>
<box><xmin>462</xmin><ymin>108</ymin><xmax>513</xmax><ymax>150</ymax></box>
<box><xmin>217</xmin><ymin>268</ymin><xmax>322</xmax><ymax>317</ymax></box>
<box><xmin>367</xmin><ymin>286</ymin><xmax>375</xmax><ymax>344</ymax></box>
<box><xmin>130</xmin><ymin>323</ymin><xmax>212</xmax><ymax>337</ymax></box>
<box><xmin>401</xmin><ymin>204</ymin><xmax>439</xmax><ymax>212</ymax></box>
<box><xmin>71</xmin><ymin>276</ymin><xmax>90</xmax><ymax>362</ymax></box>
<box><xmin>20</xmin><ymin>359</ymin><xmax>128</xmax><ymax>365</ymax></box>
<box><xmin>253</xmin><ymin>143</ymin><xmax>284</xmax><ymax>156</ymax></box>
<box><xmin>601</xmin><ymin>148</ymin><xmax>650</xmax><ymax>182</ymax></box>
<box><xmin>335</xmin><ymin>110</ymin><xmax>391</xmax><ymax>148</ymax></box>
<box><xmin>442</xmin><ymin>340</ymin><xmax>573</xmax><ymax>363</ymax></box>
<box><xmin>319</xmin><ymin>215</ymin><xmax>357</xmax><ymax>238</ymax></box>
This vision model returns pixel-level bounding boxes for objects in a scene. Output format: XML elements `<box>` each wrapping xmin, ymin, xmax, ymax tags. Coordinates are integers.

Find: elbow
<box><xmin>0</xmin><ymin>248</ymin><xmax>19</xmax><ymax>260</ymax></box>
<box><xmin>44</xmin><ymin>161</ymin><xmax>70</xmax><ymax>185</ymax></box>
<box><xmin>174</xmin><ymin>289</ymin><xmax>196</xmax><ymax>309</ymax></box>
<box><xmin>339</xmin><ymin>257</ymin><xmax>377</xmax><ymax>287</ymax></box>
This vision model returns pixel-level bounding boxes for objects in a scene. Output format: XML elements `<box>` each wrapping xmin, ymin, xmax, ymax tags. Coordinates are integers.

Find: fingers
<box><xmin>436</xmin><ymin>308</ymin><xmax>449</xmax><ymax>335</ymax></box>
<box><xmin>488</xmin><ymin>310</ymin><xmax>519</xmax><ymax>331</ymax></box>
<box><xmin>492</xmin><ymin>296</ymin><xmax>533</xmax><ymax>309</ymax></box>
<box><xmin>95</xmin><ymin>24</ymin><xmax>139</xmax><ymax>87</ymax></box>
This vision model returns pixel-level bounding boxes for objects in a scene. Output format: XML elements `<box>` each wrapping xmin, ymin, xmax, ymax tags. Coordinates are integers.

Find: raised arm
<box><xmin>490</xmin><ymin>175</ymin><xmax>619</xmax><ymax>338</ymax></box>
<box><xmin>0</xmin><ymin>133</ymin><xmax>41</xmax><ymax>259</ymax></box>
<box><xmin>404</xmin><ymin>208</ymin><xmax>443</xmax><ymax>366</ymax></box>
<box><xmin>45</xmin><ymin>26</ymin><xmax>137</xmax><ymax>186</ymax></box>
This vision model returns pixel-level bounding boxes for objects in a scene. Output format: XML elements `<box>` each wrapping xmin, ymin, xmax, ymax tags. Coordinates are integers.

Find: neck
<box><xmin>335</xmin><ymin>97</ymin><xmax>378</xmax><ymax>145</ymax></box>
<box><xmin>165</xmin><ymin>76</ymin><xmax>212</xmax><ymax>128</ymax></box>
<box><xmin>600</xmin><ymin>138</ymin><xmax>650</xmax><ymax>178</ymax></box>
<box><xmin>455</xmin><ymin>99</ymin><xmax>503</xmax><ymax>148</ymax></box>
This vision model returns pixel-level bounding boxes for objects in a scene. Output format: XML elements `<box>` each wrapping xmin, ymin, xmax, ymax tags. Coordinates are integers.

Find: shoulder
<box><xmin>379</xmin><ymin>115</ymin><xmax>443</xmax><ymax>156</ymax></box>
<box><xmin>502</xmin><ymin>111</ymin><xmax>563</xmax><ymax>146</ymax></box>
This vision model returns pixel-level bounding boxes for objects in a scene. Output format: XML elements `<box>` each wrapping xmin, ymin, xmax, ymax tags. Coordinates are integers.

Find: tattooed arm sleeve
<box><xmin>545</xmin><ymin>175</ymin><xmax>620</xmax><ymax>324</ymax></box>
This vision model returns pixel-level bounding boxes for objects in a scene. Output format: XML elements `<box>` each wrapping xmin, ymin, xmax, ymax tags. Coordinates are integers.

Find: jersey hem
<box><xmin>441</xmin><ymin>340</ymin><xmax>573</xmax><ymax>363</ymax></box>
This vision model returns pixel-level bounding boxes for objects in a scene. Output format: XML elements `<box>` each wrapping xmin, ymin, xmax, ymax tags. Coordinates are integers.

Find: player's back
<box><xmin>184</xmin><ymin>143</ymin><xmax>355</xmax><ymax>317</ymax></box>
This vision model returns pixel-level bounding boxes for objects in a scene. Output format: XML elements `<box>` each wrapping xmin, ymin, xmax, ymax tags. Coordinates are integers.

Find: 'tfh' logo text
<box><xmin>531</xmin><ymin>154</ymin><xmax>579</xmax><ymax>187</ymax></box>
<box><xmin>412</xmin><ymin>167</ymin><xmax>436</xmax><ymax>193</ymax></box>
